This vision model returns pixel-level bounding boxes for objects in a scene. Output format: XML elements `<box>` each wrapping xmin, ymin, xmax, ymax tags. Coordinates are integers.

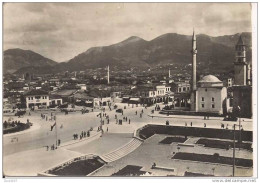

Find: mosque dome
<box><xmin>198</xmin><ymin>75</ymin><xmax>222</xmax><ymax>83</ymax></box>
<box><xmin>198</xmin><ymin>75</ymin><xmax>223</xmax><ymax>88</ymax></box>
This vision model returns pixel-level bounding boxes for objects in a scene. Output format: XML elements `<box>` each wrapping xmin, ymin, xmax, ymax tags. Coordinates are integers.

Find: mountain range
<box><xmin>3</xmin><ymin>32</ymin><xmax>252</xmax><ymax>75</ymax></box>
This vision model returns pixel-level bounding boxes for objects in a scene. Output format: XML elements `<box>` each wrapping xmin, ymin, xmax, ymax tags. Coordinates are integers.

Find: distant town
<box><xmin>3</xmin><ymin>30</ymin><xmax>253</xmax><ymax>177</ymax></box>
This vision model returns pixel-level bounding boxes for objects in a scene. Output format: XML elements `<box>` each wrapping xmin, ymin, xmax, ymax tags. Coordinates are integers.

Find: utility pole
<box><xmin>233</xmin><ymin>124</ymin><xmax>236</xmax><ymax>177</ymax></box>
<box><xmin>54</xmin><ymin>114</ymin><xmax>58</xmax><ymax>148</ymax></box>
<box><xmin>238</xmin><ymin>106</ymin><xmax>241</xmax><ymax>150</ymax></box>
<box><xmin>233</xmin><ymin>123</ymin><xmax>241</xmax><ymax>176</ymax></box>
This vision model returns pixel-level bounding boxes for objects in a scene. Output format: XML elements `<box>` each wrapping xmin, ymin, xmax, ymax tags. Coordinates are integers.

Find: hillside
<box><xmin>9</xmin><ymin>32</ymin><xmax>252</xmax><ymax>75</ymax></box>
<box><xmin>3</xmin><ymin>48</ymin><xmax>57</xmax><ymax>74</ymax></box>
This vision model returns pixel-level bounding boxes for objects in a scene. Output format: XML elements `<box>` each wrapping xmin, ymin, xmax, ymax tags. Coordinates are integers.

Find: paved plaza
<box><xmin>3</xmin><ymin>103</ymin><xmax>254</xmax><ymax>176</ymax></box>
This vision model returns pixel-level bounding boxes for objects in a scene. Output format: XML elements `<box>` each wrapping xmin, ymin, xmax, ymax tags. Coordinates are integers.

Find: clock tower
<box><xmin>234</xmin><ymin>35</ymin><xmax>247</xmax><ymax>86</ymax></box>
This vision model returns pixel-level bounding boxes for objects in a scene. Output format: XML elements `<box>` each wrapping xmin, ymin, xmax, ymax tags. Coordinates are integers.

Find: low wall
<box><xmin>137</xmin><ymin>124</ymin><xmax>252</xmax><ymax>142</ymax></box>
<box><xmin>160</xmin><ymin>110</ymin><xmax>224</xmax><ymax>117</ymax></box>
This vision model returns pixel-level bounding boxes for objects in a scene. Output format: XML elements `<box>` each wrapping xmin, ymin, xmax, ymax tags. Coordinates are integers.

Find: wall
<box><xmin>234</xmin><ymin>64</ymin><xmax>247</xmax><ymax>85</ymax></box>
<box><xmin>197</xmin><ymin>87</ymin><xmax>226</xmax><ymax>114</ymax></box>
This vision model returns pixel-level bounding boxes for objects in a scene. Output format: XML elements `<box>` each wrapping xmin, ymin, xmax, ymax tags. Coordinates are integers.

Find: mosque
<box><xmin>189</xmin><ymin>30</ymin><xmax>227</xmax><ymax>115</ymax></box>
<box><xmin>188</xmin><ymin>30</ymin><xmax>252</xmax><ymax>117</ymax></box>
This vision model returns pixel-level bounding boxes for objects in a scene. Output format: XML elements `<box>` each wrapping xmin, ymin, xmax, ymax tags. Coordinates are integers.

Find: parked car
<box><xmin>116</xmin><ymin>109</ymin><xmax>123</xmax><ymax>113</ymax></box>
<box><xmin>15</xmin><ymin>111</ymin><xmax>26</xmax><ymax>116</ymax></box>
<box><xmin>223</xmin><ymin>116</ymin><xmax>238</xmax><ymax>121</ymax></box>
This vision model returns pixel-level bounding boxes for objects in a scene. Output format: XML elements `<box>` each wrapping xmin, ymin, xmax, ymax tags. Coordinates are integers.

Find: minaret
<box><xmin>192</xmin><ymin>29</ymin><xmax>197</xmax><ymax>91</ymax></box>
<box><xmin>107</xmin><ymin>65</ymin><xmax>110</xmax><ymax>84</ymax></box>
<box><xmin>234</xmin><ymin>35</ymin><xmax>247</xmax><ymax>85</ymax></box>
<box><xmin>168</xmin><ymin>68</ymin><xmax>171</xmax><ymax>78</ymax></box>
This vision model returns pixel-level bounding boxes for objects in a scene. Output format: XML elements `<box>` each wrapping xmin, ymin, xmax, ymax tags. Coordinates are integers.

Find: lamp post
<box><xmin>232</xmin><ymin>123</ymin><xmax>242</xmax><ymax>176</ymax></box>
<box><xmin>237</xmin><ymin>106</ymin><xmax>241</xmax><ymax>150</ymax></box>
<box><xmin>54</xmin><ymin>114</ymin><xmax>58</xmax><ymax>148</ymax></box>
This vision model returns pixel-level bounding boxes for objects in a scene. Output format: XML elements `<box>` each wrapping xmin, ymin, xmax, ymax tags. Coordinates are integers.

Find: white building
<box><xmin>195</xmin><ymin>75</ymin><xmax>227</xmax><ymax>114</ymax></box>
<box><xmin>25</xmin><ymin>90</ymin><xmax>50</xmax><ymax>109</ymax></box>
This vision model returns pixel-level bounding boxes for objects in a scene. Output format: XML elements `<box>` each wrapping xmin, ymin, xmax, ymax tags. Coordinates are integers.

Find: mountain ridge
<box><xmin>4</xmin><ymin>32</ymin><xmax>252</xmax><ymax>75</ymax></box>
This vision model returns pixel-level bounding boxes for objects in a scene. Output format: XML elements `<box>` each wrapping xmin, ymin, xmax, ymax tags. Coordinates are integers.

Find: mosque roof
<box><xmin>198</xmin><ymin>75</ymin><xmax>222</xmax><ymax>83</ymax></box>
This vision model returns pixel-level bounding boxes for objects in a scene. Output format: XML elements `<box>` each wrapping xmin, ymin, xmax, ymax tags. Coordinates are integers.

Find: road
<box><xmin>3</xmin><ymin>103</ymin><xmax>253</xmax><ymax>156</ymax></box>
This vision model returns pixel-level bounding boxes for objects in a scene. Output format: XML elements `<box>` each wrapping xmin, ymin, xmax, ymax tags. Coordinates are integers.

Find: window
<box><xmin>183</xmin><ymin>88</ymin><xmax>186</xmax><ymax>91</ymax></box>
<box><xmin>212</xmin><ymin>104</ymin><xmax>215</xmax><ymax>108</ymax></box>
<box><xmin>31</xmin><ymin>97</ymin><xmax>34</xmax><ymax>100</ymax></box>
<box><xmin>202</xmin><ymin>104</ymin><xmax>204</xmax><ymax>108</ymax></box>
<box><xmin>187</xmin><ymin>87</ymin><xmax>190</xmax><ymax>91</ymax></box>
<box><xmin>35</xmin><ymin>96</ymin><xmax>41</xmax><ymax>99</ymax></box>
<box><xmin>202</xmin><ymin>97</ymin><xmax>204</xmax><ymax>102</ymax></box>
<box><xmin>179</xmin><ymin>88</ymin><xmax>181</xmax><ymax>92</ymax></box>
<box><xmin>212</xmin><ymin>97</ymin><xmax>214</xmax><ymax>102</ymax></box>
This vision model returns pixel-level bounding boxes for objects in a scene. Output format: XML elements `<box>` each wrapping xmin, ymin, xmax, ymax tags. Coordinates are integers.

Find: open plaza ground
<box><xmin>3</xmin><ymin>102</ymin><xmax>254</xmax><ymax>176</ymax></box>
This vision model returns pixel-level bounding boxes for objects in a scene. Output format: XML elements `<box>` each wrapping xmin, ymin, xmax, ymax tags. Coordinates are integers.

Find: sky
<box><xmin>3</xmin><ymin>3</ymin><xmax>252</xmax><ymax>62</ymax></box>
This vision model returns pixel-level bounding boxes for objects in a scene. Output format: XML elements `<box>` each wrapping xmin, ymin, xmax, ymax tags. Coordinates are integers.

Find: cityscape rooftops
<box><xmin>25</xmin><ymin>89</ymin><xmax>49</xmax><ymax>96</ymax></box>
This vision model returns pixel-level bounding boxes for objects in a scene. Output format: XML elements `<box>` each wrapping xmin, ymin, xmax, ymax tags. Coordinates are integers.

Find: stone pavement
<box><xmin>3</xmin><ymin>102</ymin><xmax>254</xmax><ymax>176</ymax></box>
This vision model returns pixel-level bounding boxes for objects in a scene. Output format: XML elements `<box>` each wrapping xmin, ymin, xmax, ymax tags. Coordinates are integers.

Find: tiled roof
<box><xmin>25</xmin><ymin>89</ymin><xmax>49</xmax><ymax>96</ymax></box>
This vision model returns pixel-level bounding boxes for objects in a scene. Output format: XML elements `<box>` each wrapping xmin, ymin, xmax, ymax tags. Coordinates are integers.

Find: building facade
<box><xmin>25</xmin><ymin>90</ymin><xmax>50</xmax><ymax>109</ymax></box>
<box><xmin>196</xmin><ymin>75</ymin><xmax>227</xmax><ymax>114</ymax></box>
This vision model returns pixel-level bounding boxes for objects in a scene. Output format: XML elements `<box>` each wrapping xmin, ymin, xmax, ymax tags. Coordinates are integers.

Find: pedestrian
<box><xmin>126</xmin><ymin>117</ymin><xmax>127</xmax><ymax>121</ymax></box>
<box><xmin>204</xmin><ymin>123</ymin><xmax>206</xmax><ymax>128</ymax></box>
<box><xmin>190</xmin><ymin>122</ymin><xmax>192</xmax><ymax>127</ymax></box>
<box><xmin>29</xmin><ymin>112</ymin><xmax>31</xmax><ymax>116</ymax></box>
<box><xmin>46</xmin><ymin>146</ymin><xmax>49</xmax><ymax>151</ymax></box>
<box><xmin>136</xmin><ymin>111</ymin><xmax>137</xmax><ymax>115</ymax></box>
<box><xmin>129</xmin><ymin>119</ymin><xmax>130</xmax><ymax>124</ymax></box>
<box><xmin>204</xmin><ymin>116</ymin><xmax>206</xmax><ymax>120</ymax></box>
<box><xmin>107</xmin><ymin>127</ymin><xmax>108</xmax><ymax>132</ymax></box>
<box><xmin>226</xmin><ymin>124</ymin><xmax>229</xmax><ymax>129</ymax></box>
<box><xmin>142</xmin><ymin>109</ymin><xmax>144</xmax><ymax>113</ymax></box>
<box><xmin>58</xmin><ymin>139</ymin><xmax>61</xmax><ymax>146</ymax></box>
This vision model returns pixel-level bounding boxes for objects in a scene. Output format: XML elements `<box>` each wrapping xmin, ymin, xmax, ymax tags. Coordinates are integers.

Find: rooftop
<box><xmin>25</xmin><ymin>89</ymin><xmax>49</xmax><ymax>96</ymax></box>
<box><xmin>198</xmin><ymin>75</ymin><xmax>222</xmax><ymax>83</ymax></box>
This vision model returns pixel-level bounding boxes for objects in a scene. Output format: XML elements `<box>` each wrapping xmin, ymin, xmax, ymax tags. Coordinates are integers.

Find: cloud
<box><xmin>3</xmin><ymin>3</ymin><xmax>252</xmax><ymax>62</ymax></box>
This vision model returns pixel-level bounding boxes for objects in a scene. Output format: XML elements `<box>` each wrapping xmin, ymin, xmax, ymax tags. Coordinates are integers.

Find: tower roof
<box><xmin>236</xmin><ymin>35</ymin><xmax>245</xmax><ymax>46</ymax></box>
<box><xmin>192</xmin><ymin>29</ymin><xmax>196</xmax><ymax>41</ymax></box>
